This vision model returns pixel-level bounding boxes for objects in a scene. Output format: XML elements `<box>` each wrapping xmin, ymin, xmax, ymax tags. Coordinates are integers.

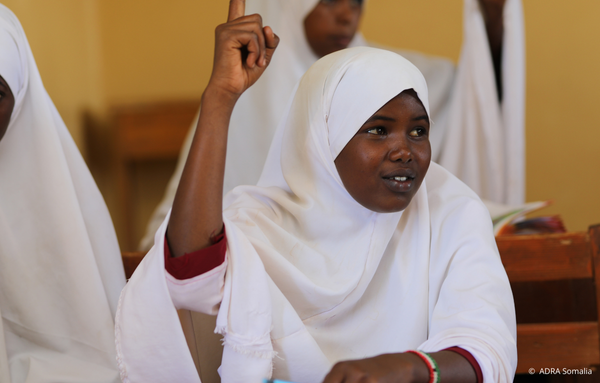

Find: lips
<box><xmin>382</xmin><ymin>169</ymin><xmax>416</xmax><ymax>193</ymax></box>
<box><xmin>330</xmin><ymin>35</ymin><xmax>353</xmax><ymax>47</ymax></box>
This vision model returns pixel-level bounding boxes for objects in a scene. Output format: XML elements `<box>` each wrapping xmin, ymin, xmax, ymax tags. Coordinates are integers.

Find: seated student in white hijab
<box><xmin>0</xmin><ymin>5</ymin><xmax>125</xmax><ymax>382</ymax></box>
<box><xmin>138</xmin><ymin>0</ymin><xmax>524</xmax><ymax>251</ymax></box>
<box><xmin>115</xmin><ymin>2</ymin><xmax>517</xmax><ymax>382</ymax></box>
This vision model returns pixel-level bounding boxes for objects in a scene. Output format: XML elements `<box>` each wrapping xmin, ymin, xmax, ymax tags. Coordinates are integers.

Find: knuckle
<box><xmin>331</xmin><ymin>361</ymin><xmax>348</xmax><ymax>371</ymax></box>
<box><xmin>248</xmin><ymin>13</ymin><xmax>263</xmax><ymax>24</ymax></box>
<box><xmin>215</xmin><ymin>23</ymin><xmax>226</xmax><ymax>34</ymax></box>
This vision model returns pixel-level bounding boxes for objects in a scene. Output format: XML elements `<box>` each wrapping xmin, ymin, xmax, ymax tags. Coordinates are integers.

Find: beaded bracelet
<box><xmin>406</xmin><ymin>350</ymin><xmax>440</xmax><ymax>383</ymax></box>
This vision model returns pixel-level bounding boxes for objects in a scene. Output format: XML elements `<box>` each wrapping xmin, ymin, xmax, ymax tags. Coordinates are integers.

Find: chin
<box><xmin>379</xmin><ymin>204</ymin><xmax>410</xmax><ymax>214</ymax></box>
<box><xmin>361</xmin><ymin>199</ymin><xmax>412</xmax><ymax>214</ymax></box>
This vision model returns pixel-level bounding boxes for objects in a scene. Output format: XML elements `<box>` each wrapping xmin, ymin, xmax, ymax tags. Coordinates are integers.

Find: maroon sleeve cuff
<box><xmin>443</xmin><ymin>347</ymin><xmax>483</xmax><ymax>383</ymax></box>
<box><xmin>164</xmin><ymin>226</ymin><xmax>227</xmax><ymax>280</ymax></box>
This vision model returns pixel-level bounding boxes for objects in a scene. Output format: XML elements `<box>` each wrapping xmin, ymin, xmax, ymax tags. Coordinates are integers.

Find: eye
<box><xmin>409</xmin><ymin>127</ymin><xmax>428</xmax><ymax>137</ymax></box>
<box><xmin>366</xmin><ymin>126</ymin><xmax>386</xmax><ymax>135</ymax></box>
<box><xmin>350</xmin><ymin>0</ymin><xmax>363</xmax><ymax>6</ymax></box>
<box><xmin>319</xmin><ymin>0</ymin><xmax>335</xmax><ymax>5</ymax></box>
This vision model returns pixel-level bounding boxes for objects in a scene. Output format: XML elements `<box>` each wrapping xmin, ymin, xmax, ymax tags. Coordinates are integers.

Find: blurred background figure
<box><xmin>0</xmin><ymin>5</ymin><xmax>124</xmax><ymax>382</ymax></box>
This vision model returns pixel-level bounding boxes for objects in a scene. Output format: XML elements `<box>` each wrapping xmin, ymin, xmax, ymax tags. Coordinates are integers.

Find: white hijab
<box><xmin>139</xmin><ymin>0</ymin><xmax>525</xmax><ymax>250</ymax></box>
<box><xmin>116</xmin><ymin>47</ymin><xmax>516</xmax><ymax>383</ymax></box>
<box><xmin>0</xmin><ymin>5</ymin><xmax>125</xmax><ymax>382</ymax></box>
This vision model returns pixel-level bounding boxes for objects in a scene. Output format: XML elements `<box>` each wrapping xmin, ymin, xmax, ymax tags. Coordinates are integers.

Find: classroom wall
<box><xmin>97</xmin><ymin>0</ymin><xmax>215</xmax><ymax>104</ymax></box>
<box><xmin>522</xmin><ymin>0</ymin><xmax>600</xmax><ymax>233</ymax></box>
<box><xmin>2</xmin><ymin>0</ymin><xmax>104</xmax><ymax>149</ymax></box>
<box><xmin>3</xmin><ymin>0</ymin><xmax>599</xmax><ymax>248</ymax></box>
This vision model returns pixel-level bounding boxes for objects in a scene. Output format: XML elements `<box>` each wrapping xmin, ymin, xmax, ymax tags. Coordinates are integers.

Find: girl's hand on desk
<box><xmin>208</xmin><ymin>0</ymin><xmax>279</xmax><ymax>104</ymax></box>
<box><xmin>322</xmin><ymin>353</ymin><xmax>429</xmax><ymax>383</ymax></box>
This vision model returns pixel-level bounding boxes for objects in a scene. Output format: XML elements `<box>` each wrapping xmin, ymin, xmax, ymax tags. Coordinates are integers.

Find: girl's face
<box><xmin>304</xmin><ymin>0</ymin><xmax>363</xmax><ymax>58</ymax></box>
<box><xmin>334</xmin><ymin>90</ymin><xmax>431</xmax><ymax>213</ymax></box>
<box><xmin>0</xmin><ymin>75</ymin><xmax>14</xmax><ymax>142</ymax></box>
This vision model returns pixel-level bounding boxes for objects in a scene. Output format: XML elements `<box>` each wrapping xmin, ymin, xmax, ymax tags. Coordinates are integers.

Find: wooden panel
<box><xmin>112</xmin><ymin>100</ymin><xmax>200</xmax><ymax>249</ymax></box>
<box><xmin>590</xmin><ymin>225</ymin><xmax>600</xmax><ymax>345</ymax></box>
<box><xmin>114</xmin><ymin>101</ymin><xmax>199</xmax><ymax>160</ymax></box>
<box><xmin>121</xmin><ymin>251</ymin><xmax>146</xmax><ymax>279</ymax></box>
<box><xmin>512</xmin><ymin>280</ymin><xmax>598</xmax><ymax>324</ymax></box>
<box><xmin>497</xmin><ymin>233</ymin><xmax>592</xmax><ymax>282</ymax></box>
<box><xmin>516</xmin><ymin>322</ymin><xmax>600</xmax><ymax>373</ymax></box>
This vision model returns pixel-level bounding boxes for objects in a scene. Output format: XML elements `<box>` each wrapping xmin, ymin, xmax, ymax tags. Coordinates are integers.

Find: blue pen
<box><xmin>264</xmin><ymin>380</ymin><xmax>297</xmax><ymax>383</ymax></box>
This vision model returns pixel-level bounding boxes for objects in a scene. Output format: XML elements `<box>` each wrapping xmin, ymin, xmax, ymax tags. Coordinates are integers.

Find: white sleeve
<box><xmin>166</xmin><ymin>260</ymin><xmax>227</xmax><ymax>314</ymax></box>
<box><xmin>420</xmin><ymin>194</ymin><xmax>517</xmax><ymax>382</ymax></box>
<box><xmin>115</xmin><ymin>214</ymin><xmax>226</xmax><ymax>383</ymax></box>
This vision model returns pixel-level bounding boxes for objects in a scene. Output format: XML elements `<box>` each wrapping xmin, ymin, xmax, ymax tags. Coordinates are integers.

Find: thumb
<box><xmin>263</xmin><ymin>26</ymin><xmax>279</xmax><ymax>66</ymax></box>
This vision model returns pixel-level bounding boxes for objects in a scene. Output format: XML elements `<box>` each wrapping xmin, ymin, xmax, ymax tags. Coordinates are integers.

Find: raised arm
<box><xmin>167</xmin><ymin>0</ymin><xmax>279</xmax><ymax>258</ymax></box>
<box><xmin>478</xmin><ymin>0</ymin><xmax>506</xmax><ymax>99</ymax></box>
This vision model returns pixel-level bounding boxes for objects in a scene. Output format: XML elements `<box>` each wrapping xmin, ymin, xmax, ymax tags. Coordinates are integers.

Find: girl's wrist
<box><xmin>203</xmin><ymin>82</ymin><xmax>241</xmax><ymax>110</ymax></box>
<box><xmin>405</xmin><ymin>351</ymin><xmax>438</xmax><ymax>383</ymax></box>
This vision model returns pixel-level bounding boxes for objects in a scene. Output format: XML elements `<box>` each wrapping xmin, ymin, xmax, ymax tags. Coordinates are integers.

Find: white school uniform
<box><xmin>116</xmin><ymin>47</ymin><xmax>517</xmax><ymax>383</ymax></box>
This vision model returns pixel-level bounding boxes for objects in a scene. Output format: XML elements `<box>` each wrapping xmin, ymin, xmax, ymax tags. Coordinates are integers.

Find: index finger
<box><xmin>227</xmin><ymin>0</ymin><xmax>245</xmax><ymax>22</ymax></box>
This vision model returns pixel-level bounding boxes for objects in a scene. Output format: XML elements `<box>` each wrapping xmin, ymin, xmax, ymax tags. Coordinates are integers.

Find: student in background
<box><xmin>138</xmin><ymin>0</ymin><xmax>524</xmax><ymax>251</ymax></box>
<box><xmin>0</xmin><ymin>5</ymin><xmax>125</xmax><ymax>382</ymax></box>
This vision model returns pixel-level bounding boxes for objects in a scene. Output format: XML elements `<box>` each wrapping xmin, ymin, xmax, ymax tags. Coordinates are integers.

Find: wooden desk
<box><xmin>498</xmin><ymin>225</ymin><xmax>600</xmax><ymax>379</ymax></box>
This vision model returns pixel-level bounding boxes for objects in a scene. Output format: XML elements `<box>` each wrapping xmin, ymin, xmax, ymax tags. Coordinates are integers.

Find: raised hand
<box><xmin>167</xmin><ymin>1</ymin><xmax>278</xmax><ymax>257</ymax></box>
<box><xmin>208</xmin><ymin>0</ymin><xmax>279</xmax><ymax>101</ymax></box>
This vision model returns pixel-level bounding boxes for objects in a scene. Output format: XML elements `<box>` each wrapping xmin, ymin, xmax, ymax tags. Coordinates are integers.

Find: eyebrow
<box><xmin>365</xmin><ymin>115</ymin><xmax>396</xmax><ymax>123</ymax></box>
<box><xmin>364</xmin><ymin>114</ymin><xmax>430</xmax><ymax>123</ymax></box>
<box><xmin>412</xmin><ymin>115</ymin><xmax>429</xmax><ymax>122</ymax></box>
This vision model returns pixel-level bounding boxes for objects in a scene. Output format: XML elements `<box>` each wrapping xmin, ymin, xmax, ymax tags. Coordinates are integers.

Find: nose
<box><xmin>388</xmin><ymin>138</ymin><xmax>412</xmax><ymax>163</ymax></box>
<box><xmin>334</xmin><ymin>0</ymin><xmax>357</xmax><ymax>25</ymax></box>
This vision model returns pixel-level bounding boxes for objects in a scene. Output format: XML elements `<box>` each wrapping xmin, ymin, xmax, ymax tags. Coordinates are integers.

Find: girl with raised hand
<box><xmin>0</xmin><ymin>4</ymin><xmax>125</xmax><ymax>382</ymax></box>
<box><xmin>116</xmin><ymin>1</ymin><xmax>516</xmax><ymax>382</ymax></box>
<box><xmin>139</xmin><ymin>0</ymin><xmax>524</xmax><ymax>251</ymax></box>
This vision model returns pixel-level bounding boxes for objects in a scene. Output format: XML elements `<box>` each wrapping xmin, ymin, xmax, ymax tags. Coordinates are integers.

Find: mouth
<box><xmin>388</xmin><ymin>176</ymin><xmax>411</xmax><ymax>182</ymax></box>
<box><xmin>330</xmin><ymin>35</ymin><xmax>353</xmax><ymax>47</ymax></box>
<box><xmin>382</xmin><ymin>171</ymin><xmax>416</xmax><ymax>193</ymax></box>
